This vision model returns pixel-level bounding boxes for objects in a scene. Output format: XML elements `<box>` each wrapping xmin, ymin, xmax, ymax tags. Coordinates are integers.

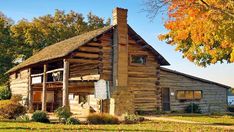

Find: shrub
<box><xmin>171</xmin><ymin>110</ymin><xmax>181</xmax><ymax>113</ymax></box>
<box><xmin>55</xmin><ymin>107</ymin><xmax>72</xmax><ymax>122</ymax></box>
<box><xmin>0</xmin><ymin>86</ymin><xmax>11</xmax><ymax>100</ymax></box>
<box><xmin>185</xmin><ymin>103</ymin><xmax>202</xmax><ymax>113</ymax></box>
<box><xmin>0</xmin><ymin>100</ymin><xmax>26</xmax><ymax>119</ymax></box>
<box><xmin>136</xmin><ymin>109</ymin><xmax>165</xmax><ymax>115</ymax></box>
<box><xmin>228</xmin><ymin>106</ymin><xmax>234</xmax><ymax>112</ymax></box>
<box><xmin>31</xmin><ymin>111</ymin><xmax>50</xmax><ymax>123</ymax></box>
<box><xmin>16</xmin><ymin>115</ymin><xmax>30</xmax><ymax>122</ymax></box>
<box><xmin>124</xmin><ymin>114</ymin><xmax>145</xmax><ymax>124</ymax></box>
<box><xmin>11</xmin><ymin>94</ymin><xmax>22</xmax><ymax>102</ymax></box>
<box><xmin>87</xmin><ymin>113</ymin><xmax>119</xmax><ymax>124</ymax></box>
<box><xmin>66</xmin><ymin>117</ymin><xmax>80</xmax><ymax>125</ymax></box>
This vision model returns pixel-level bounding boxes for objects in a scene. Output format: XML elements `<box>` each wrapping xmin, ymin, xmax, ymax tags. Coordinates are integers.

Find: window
<box><xmin>176</xmin><ymin>90</ymin><xmax>202</xmax><ymax>100</ymax></box>
<box><xmin>130</xmin><ymin>55</ymin><xmax>147</xmax><ymax>65</ymax></box>
<box><xmin>194</xmin><ymin>91</ymin><xmax>202</xmax><ymax>99</ymax></box>
<box><xmin>15</xmin><ymin>71</ymin><xmax>21</xmax><ymax>79</ymax></box>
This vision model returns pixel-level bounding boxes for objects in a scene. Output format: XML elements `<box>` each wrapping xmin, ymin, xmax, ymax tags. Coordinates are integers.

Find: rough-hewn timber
<box><xmin>9</xmin><ymin>69</ymin><xmax>29</xmax><ymax>98</ymax></box>
<box><xmin>128</xmin><ymin>36</ymin><xmax>160</xmax><ymax>112</ymax></box>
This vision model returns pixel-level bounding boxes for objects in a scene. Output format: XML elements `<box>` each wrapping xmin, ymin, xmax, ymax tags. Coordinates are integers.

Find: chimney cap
<box><xmin>113</xmin><ymin>7</ymin><xmax>128</xmax><ymax>11</ymax></box>
<box><xmin>112</xmin><ymin>7</ymin><xmax>128</xmax><ymax>25</ymax></box>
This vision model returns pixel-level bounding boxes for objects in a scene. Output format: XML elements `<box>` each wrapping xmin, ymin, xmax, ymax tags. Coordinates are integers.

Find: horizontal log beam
<box><xmin>67</xmin><ymin>59</ymin><xmax>101</xmax><ymax>64</ymax></box>
<box><xmin>78</xmin><ymin>46</ymin><xmax>101</xmax><ymax>53</ymax></box>
<box><xmin>86</xmin><ymin>42</ymin><xmax>102</xmax><ymax>47</ymax></box>
<box><xmin>70</xmin><ymin>65</ymin><xmax>99</xmax><ymax>72</ymax></box>
<box><xmin>70</xmin><ymin>69</ymin><xmax>99</xmax><ymax>77</ymax></box>
<box><xmin>74</xmin><ymin>52</ymin><xmax>100</xmax><ymax>59</ymax></box>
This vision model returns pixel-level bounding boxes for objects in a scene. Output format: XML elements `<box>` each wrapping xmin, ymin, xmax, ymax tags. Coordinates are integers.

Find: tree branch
<box><xmin>200</xmin><ymin>0</ymin><xmax>234</xmax><ymax>19</ymax></box>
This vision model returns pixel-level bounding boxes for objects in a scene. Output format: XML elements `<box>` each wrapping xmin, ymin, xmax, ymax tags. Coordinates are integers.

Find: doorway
<box><xmin>162</xmin><ymin>88</ymin><xmax>170</xmax><ymax>111</ymax></box>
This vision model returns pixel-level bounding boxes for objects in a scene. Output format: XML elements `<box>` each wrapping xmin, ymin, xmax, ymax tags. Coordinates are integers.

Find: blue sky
<box><xmin>1</xmin><ymin>0</ymin><xmax>233</xmax><ymax>87</ymax></box>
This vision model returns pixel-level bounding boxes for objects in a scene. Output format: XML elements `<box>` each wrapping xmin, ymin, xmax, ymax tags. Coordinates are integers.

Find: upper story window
<box><xmin>15</xmin><ymin>71</ymin><xmax>21</xmax><ymax>79</ymax></box>
<box><xmin>176</xmin><ymin>90</ymin><xmax>202</xmax><ymax>100</ymax></box>
<box><xmin>130</xmin><ymin>55</ymin><xmax>147</xmax><ymax>65</ymax></box>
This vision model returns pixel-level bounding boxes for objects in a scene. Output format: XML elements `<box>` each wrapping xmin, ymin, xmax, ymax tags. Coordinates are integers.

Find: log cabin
<box><xmin>7</xmin><ymin>7</ymin><xmax>230</xmax><ymax>116</ymax></box>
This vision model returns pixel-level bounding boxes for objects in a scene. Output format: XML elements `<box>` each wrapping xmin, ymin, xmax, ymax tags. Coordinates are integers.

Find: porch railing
<box><xmin>31</xmin><ymin>68</ymin><xmax>64</xmax><ymax>84</ymax></box>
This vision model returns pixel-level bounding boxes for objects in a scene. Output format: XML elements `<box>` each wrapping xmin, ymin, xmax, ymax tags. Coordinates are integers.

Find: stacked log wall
<box><xmin>68</xmin><ymin>32</ymin><xmax>113</xmax><ymax>113</ymax></box>
<box><xmin>69</xmin><ymin>32</ymin><xmax>113</xmax><ymax>82</ymax></box>
<box><xmin>9</xmin><ymin>69</ymin><xmax>29</xmax><ymax>98</ymax></box>
<box><xmin>128</xmin><ymin>37</ymin><xmax>160</xmax><ymax>112</ymax></box>
<box><xmin>160</xmin><ymin>70</ymin><xmax>227</xmax><ymax>113</ymax></box>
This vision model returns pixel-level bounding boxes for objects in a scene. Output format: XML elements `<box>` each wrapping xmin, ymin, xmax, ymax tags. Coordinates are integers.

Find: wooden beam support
<box><xmin>41</xmin><ymin>64</ymin><xmax>47</xmax><ymax>111</ymax></box>
<box><xmin>62</xmin><ymin>59</ymin><xmax>69</xmax><ymax>108</ymax></box>
<box><xmin>28</xmin><ymin>68</ymin><xmax>33</xmax><ymax>112</ymax></box>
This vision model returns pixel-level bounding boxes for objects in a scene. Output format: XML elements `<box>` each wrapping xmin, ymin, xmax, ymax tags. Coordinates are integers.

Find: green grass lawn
<box><xmin>0</xmin><ymin>120</ymin><xmax>229</xmax><ymax>132</ymax></box>
<box><xmin>168</xmin><ymin>115</ymin><xmax>234</xmax><ymax>126</ymax></box>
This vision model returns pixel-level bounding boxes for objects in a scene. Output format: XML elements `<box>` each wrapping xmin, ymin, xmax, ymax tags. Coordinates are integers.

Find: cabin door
<box><xmin>162</xmin><ymin>88</ymin><xmax>170</xmax><ymax>111</ymax></box>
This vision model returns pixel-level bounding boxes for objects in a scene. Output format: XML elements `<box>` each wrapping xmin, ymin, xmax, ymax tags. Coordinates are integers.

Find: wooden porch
<box><xmin>31</xmin><ymin>81</ymin><xmax>96</xmax><ymax>112</ymax></box>
<box><xmin>23</xmin><ymin>31</ymin><xmax>112</xmax><ymax>114</ymax></box>
<box><xmin>28</xmin><ymin>59</ymin><xmax>101</xmax><ymax>113</ymax></box>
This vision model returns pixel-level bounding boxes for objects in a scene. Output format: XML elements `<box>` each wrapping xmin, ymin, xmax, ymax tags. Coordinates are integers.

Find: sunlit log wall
<box><xmin>128</xmin><ymin>36</ymin><xmax>161</xmax><ymax>112</ymax></box>
<box><xmin>9</xmin><ymin>69</ymin><xmax>30</xmax><ymax>98</ymax></box>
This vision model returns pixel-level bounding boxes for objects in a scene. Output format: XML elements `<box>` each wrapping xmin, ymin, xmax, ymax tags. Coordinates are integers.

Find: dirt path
<box><xmin>144</xmin><ymin>116</ymin><xmax>234</xmax><ymax>130</ymax></box>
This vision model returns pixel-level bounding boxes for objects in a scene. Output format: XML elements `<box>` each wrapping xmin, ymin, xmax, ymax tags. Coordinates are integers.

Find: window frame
<box><xmin>176</xmin><ymin>90</ymin><xmax>203</xmax><ymax>101</ymax></box>
<box><xmin>129</xmin><ymin>54</ymin><xmax>148</xmax><ymax>66</ymax></box>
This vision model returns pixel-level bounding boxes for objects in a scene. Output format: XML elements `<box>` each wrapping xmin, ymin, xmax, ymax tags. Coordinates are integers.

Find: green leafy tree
<box><xmin>0</xmin><ymin>85</ymin><xmax>11</xmax><ymax>100</ymax></box>
<box><xmin>11</xmin><ymin>10</ymin><xmax>110</xmax><ymax>59</ymax></box>
<box><xmin>0</xmin><ymin>12</ymin><xmax>15</xmax><ymax>84</ymax></box>
<box><xmin>0</xmin><ymin>10</ymin><xmax>110</xmax><ymax>84</ymax></box>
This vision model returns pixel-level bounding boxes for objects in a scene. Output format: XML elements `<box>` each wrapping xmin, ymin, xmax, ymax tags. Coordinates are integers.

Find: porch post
<box><xmin>62</xmin><ymin>59</ymin><xmax>69</xmax><ymax>108</ymax></box>
<box><xmin>42</xmin><ymin>64</ymin><xmax>47</xmax><ymax>111</ymax></box>
<box><xmin>28</xmin><ymin>68</ymin><xmax>33</xmax><ymax>112</ymax></box>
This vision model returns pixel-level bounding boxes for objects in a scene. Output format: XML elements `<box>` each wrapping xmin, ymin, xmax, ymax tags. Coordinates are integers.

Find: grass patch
<box><xmin>0</xmin><ymin>120</ymin><xmax>229</xmax><ymax>132</ymax></box>
<box><xmin>168</xmin><ymin>115</ymin><xmax>234</xmax><ymax>125</ymax></box>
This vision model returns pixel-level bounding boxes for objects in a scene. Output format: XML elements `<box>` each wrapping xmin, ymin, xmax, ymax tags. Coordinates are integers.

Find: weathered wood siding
<box><xmin>69</xmin><ymin>32</ymin><xmax>113</xmax><ymax>82</ymax></box>
<box><xmin>160</xmin><ymin>70</ymin><xmax>227</xmax><ymax>113</ymax></box>
<box><xmin>9</xmin><ymin>69</ymin><xmax>29</xmax><ymax>98</ymax></box>
<box><xmin>128</xmin><ymin>36</ymin><xmax>160</xmax><ymax>111</ymax></box>
<box><xmin>68</xmin><ymin>32</ymin><xmax>113</xmax><ymax>113</ymax></box>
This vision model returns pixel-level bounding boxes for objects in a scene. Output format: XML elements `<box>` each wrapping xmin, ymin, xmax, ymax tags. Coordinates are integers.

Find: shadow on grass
<box><xmin>0</xmin><ymin>120</ymin><xmax>31</xmax><ymax>123</ymax></box>
<box><xmin>211</xmin><ymin>123</ymin><xmax>234</xmax><ymax>126</ymax></box>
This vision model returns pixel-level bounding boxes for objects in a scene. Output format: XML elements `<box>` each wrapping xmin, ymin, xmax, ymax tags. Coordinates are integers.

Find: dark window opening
<box><xmin>15</xmin><ymin>71</ymin><xmax>21</xmax><ymax>79</ymax></box>
<box><xmin>130</xmin><ymin>55</ymin><xmax>147</xmax><ymax>65</ymax></box>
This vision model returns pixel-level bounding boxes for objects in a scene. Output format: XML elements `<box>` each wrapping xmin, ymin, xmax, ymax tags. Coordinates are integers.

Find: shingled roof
<box><xmin>160</xmin><ymin>67</ymin><xmax>231</xmax><ymax>89</ymax></box>
<box><xmin>7</xmin><ymin>25</ymin><xmax>169</xmax><ymax>74</ymax></box>
<box><xmin>7</xmin><ymin>25</ymin><xmax>114</xmax><ymax>73</ymax></box>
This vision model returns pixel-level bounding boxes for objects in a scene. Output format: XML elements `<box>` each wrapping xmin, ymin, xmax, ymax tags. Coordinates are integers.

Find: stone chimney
<box><xmin>112</xmin><ymin>7</ymin><xmax>128</xmax><ymax>87</ymax></box>
<box><xmin>110</xmin><ymin>7</ymin><xmax>134</xmax><ymax>116</ymax></box>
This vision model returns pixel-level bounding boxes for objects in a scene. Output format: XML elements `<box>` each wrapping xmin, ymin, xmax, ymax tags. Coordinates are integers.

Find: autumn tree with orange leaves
<box><xmin>144</xmin><ymin>0</ymin><xmax>234</xmax><ymax>66</ymax></box>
